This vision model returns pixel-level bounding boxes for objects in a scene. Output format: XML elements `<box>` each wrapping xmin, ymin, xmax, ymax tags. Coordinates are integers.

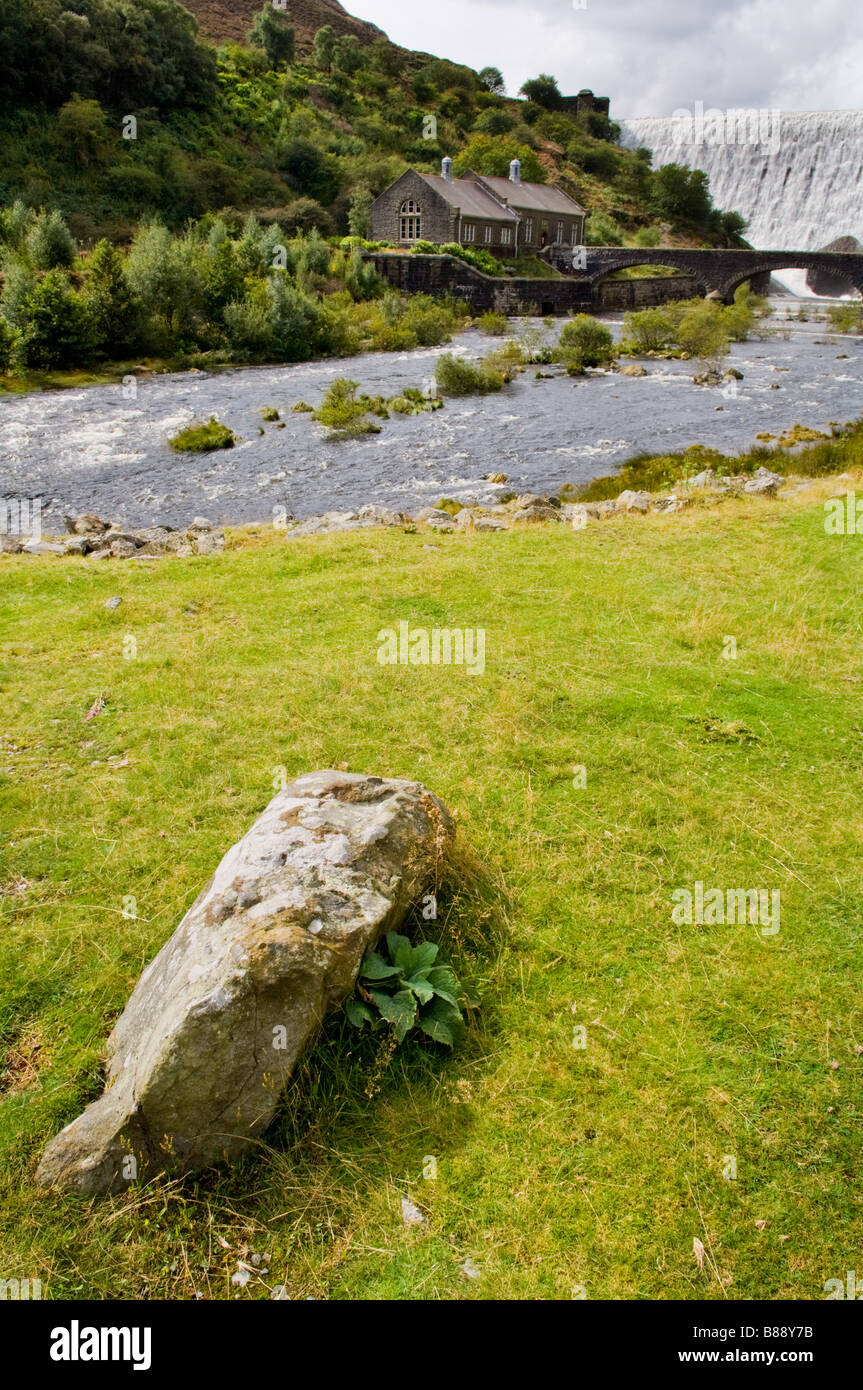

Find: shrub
<box><xmin>82</xmin><ymin>239</ymin><xmax>140</xmax><ymax>358</ymax></box>
<box><xmin>437</xmin><ymin>242</ymin><xmax>502</xmax><ymax>276</ymax></box>
<box><xmin>169</xmin><ymin>417</ymin><xmax>236</xmax><ymax>451</ymax></box>
<box><xmin>15</xmin><ymin>269</ymin><xmax>93</xmax><ymax>368</ymax></box>
<box><xmin>828</xmin><ymin>303</ymin><xmax>863</xmax><ymax>334</ymax></box>
<box><xmin>478</xmin><ymin>310</ymin><xmax>509</xmax><ymax>335</ymax></box>
<box><xmin>435</xmin><ymin>351</ymin><xmax>506</xmax><ymax>396</ymax></box>
<box><xmin>621</xmin><ymin>307</ymin><xmax>676</xmax><ymax>354</ymax></box>
<box><xmin>0</xmin><ymin>317</ymin><xmax>14</xmax><ymax>372</ymax></box>
<box><xmin>676</xmin><ymin>300</ymin><xmax>730</xmax><ymax>365</ymax></box>
<box><xmin>346</xmin><ymin>932</ymin><xmax>465</xmax><ymax>1045</ymax></box>
<box><xmin>558</xmin><ymin>314</ymin><xmax>614</xmax><ymax>366</ymax></box>
<box><xmin>584</xmin><ymin>212</ymin><xmax>624</xmax><ymax>247</ymax></box>
<box><xmin>26</xmin><ymin>209</ymin><xmax>77</xmax><ymax>270</ymax></box>
<box><xmin>312</xmin><ymin>377</ymin><xmax>382</xmax><ymax>435</ymax></box>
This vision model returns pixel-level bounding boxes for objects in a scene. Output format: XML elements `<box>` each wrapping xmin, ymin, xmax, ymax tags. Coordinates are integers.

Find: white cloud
<box><xmin>351</xmin><ymin>0</ymin><xmax>863</xmax><ymax>115</ymax></box>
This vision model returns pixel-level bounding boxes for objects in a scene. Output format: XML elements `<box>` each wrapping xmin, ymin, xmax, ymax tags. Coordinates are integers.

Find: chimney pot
<box><xmin>441</xmin><ymin>156</ymin><xmax>453</xmax><ymax>182</ymax></box>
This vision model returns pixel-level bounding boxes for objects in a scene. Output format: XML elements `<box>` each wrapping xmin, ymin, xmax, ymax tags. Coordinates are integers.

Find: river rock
<box><xmin>73</xmin><ymin>514</ymin><xmax>110</xmax><ymax>536</ymax></box>
<box><xmin>0</xmin><ymin>534</ymin><xmax>23</xmax><ymax>554</ymax></box>
<box><xmin>616</xmin><ymin>490</ymin><xmax>651</xmax><ymax>514</ymax></box>
<box><xmin>474</xmin><ymin>517</ymin><xmax>508</xmax><ymax>532</ymax></box>
<box><xmin>743</xmin><ymin>466</ymin><xmax>783</xmax><ymax>496</ymax></box>
<box><xmin>35</xmin><ymin>770</ymin><xmax>454</xmax><ymax>1196</ymax></box>
<box><xmin>513</xmin><ymin>503</ymin><xmax>560</xmax><ymax>523</ymax></box>
<box><xmin>620</xmin><ymin>364</ymin><xmax>648</xmax><ymax>377</ymax></box>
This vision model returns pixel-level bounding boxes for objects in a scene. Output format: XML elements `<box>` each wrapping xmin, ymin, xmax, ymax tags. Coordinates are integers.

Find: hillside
<box><xmin>0</xmin><ymin>0</ymin><xmax>744</xmax><ymax>247</ymax></box>
<box><xmin>183</xmin><ymin>0</ymin><xmax>386</xmax><ymax>48</ymax></box>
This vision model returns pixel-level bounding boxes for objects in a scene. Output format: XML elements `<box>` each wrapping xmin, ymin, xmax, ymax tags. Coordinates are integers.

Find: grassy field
<box><xmin>1</xmin><ymin>482</ymin><xmax>862</xmax><ymax>1300</ymax></box>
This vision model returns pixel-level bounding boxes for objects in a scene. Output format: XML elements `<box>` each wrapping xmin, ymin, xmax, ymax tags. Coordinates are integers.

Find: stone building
<box><xmin>370</xmin><ymin>157</ymin><xmax>586</xmax><ymax>256</ymax></box>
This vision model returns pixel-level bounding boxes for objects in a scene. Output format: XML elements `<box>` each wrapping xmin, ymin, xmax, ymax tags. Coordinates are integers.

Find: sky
<box><xmin>350</xmin><ymin>0</ymin><xmax>863</xmax><ymax>117</ymax></box>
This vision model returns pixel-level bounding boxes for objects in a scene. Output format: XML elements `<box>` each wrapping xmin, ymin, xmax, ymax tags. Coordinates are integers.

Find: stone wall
<box><xmin>368</xmin><ymin>252</ymin><xmax>698</xmax><ymax>315</ymax></box>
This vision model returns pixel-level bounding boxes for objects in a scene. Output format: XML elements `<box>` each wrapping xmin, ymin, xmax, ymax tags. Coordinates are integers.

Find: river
<box><xmin>1</xmin><ymin>299</ymin><xmax>861</xmax><ymax>530</ymax></box>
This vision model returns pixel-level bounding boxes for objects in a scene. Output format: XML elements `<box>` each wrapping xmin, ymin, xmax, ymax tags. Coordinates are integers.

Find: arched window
<box><xmin>399</xmin><ymin>199</ymin><xmax>422</xmax><ymax>241</ymax></box>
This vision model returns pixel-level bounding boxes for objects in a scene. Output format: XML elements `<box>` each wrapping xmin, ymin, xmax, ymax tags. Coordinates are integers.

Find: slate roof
<box><xmin>474</xmin><ymin>174</ymin><xmax>586</xmax><ymax>216</ymax></box>
<box><xmin>415</xmin><ymin>173</ymin><xmax>518</xmax><ymax>223</ymax></box>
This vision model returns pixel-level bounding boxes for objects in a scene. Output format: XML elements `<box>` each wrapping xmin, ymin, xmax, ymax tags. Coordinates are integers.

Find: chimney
<box><xmin>509</xmin><ymin>158</ymin><xmax>521</xmax><ymax>185</ymax></box>
<box><xmin>441</xmin><ymin>156</ymin><xmax>453</xmax><ymax>182</ymax></box>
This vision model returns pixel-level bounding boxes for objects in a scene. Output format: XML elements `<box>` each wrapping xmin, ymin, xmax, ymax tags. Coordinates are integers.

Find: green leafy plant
<box><xmin>346</xmin><ymin>932</ymin><xmax>465</xmax><ymax>1045</ymax></box>
<box><xmin>168</xmin><ymin>417</ymin><xmax>236</xmax><ymax>452</ymax></box>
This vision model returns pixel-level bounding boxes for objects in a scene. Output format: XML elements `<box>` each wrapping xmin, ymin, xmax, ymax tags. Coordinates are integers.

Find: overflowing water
<box><xmin>619</xmin><ymin>109</ymin><xmax>863</xmax><ymax>295</ymax></box>
<box><xmin>0</xmin><ymin>303</ymin><xmax>861</xmax><ymax>529</ymax></box>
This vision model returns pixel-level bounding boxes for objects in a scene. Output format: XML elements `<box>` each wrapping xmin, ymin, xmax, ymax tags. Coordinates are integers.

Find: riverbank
<box><xmin>2</xmin><ymin>479</ymin><xmax>861</xmax><ymax>1299</ymax></box>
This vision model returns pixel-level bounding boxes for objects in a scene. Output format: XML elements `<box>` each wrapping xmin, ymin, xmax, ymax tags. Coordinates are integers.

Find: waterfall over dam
<box><xmin>618</xmin><ymin>109</ymin><xmax>863</xmax><ymax>294</ymax></box>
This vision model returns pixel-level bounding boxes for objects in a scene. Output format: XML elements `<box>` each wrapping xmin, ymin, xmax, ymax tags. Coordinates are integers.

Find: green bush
<box><xmin>15</xmin><ymin>269</ymin><xmax>93</xmax><ymax>368</ymax></box>
<box><xmin>828</xmin><ymin>303</ymin><xmax>862</xmax><ymax>334</ymax></box>
<box><xmin>557</xmin><ymin>314</ymin><xmax>614</xmax><ymax>366</ymax></box>
<box><xmin>312</xmin><ymin>377</ymin><xmax>382</xmax><ymax>436</ymax></box>
<box><xmin>477</xmin><ymin>310</ymin><xmax>509</xmax><ymax>335</ymax></box>
<box><xmin>621</xmin><ymin>307</ymin><xmax>676</xmax><ymax>354</ymax></box>
<box><xmin>26</xmin><ymin>209</ymin><xmax>77</xmax><ymax>270</ymax></box>
<box><xmin>435</xmin><ymin>351</ymin><xmax>506</xmax><ymax>396</ymax></box>
<box><xmin>169</xmin><ymin>417</ymin><xmax>236</xmax><ymax>452</ymax></box>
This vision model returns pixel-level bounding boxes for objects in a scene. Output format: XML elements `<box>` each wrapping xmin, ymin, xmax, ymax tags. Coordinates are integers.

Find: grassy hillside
<box><xmin>0</xmin><ymin>0</ymin><xmax>742</xmax><ymax>246</ymax></box>
<box><xmin>1</xmin><ymin>477</ymin><xmax>861</xmax><ymax>1299</ymax></box>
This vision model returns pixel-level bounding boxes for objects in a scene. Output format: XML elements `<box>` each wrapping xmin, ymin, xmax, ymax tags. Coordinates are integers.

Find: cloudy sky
<box><xmin>352</xmin><ymin>0</ymin><xmax>862</xmax><ymax>117</ymax></box>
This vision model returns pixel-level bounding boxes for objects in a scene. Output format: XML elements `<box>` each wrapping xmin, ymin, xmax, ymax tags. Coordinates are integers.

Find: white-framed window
<box><xmin>399</xmin><ymin>198</ymin><xmax>422</xmax><ymax>241</ymax></box>
<box><xmin>501</xmin><ymin>227</ymin><xmax>512</xmax><ymax>245</ymax></box>
<box><xmin>524</xmin><ymin>218</ymin><xmax>534</xmax><ymax>243</ymax></box>
<box><xmin>556</xmin><ymin>221</ymin><xmax>564</xmax><ymax>243</ymax></box>
<box><xmin>463</xmin><ymin>223</ymin><xmax>476</xmax><ymax>242</ymax></box>
<box><xmin>571</xmin><ymin>223</ymin><xmax>579</xmax><ymax>246</ymax></box>
<box><xmin>484</xmin><ymin>225</ymin><xmax>493</xmax><ymax>243</ymax></box>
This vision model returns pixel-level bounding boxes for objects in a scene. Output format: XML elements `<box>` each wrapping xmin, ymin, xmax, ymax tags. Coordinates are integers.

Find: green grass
<box><xmin>1</xmin><ymin>485</ymin><xmax>862</xmax><ymax>1300</ymax></box>
<box><xmin>168</xmin><ymin>418</ymin><xmax>236</xmax><ymax>453</ymax></box>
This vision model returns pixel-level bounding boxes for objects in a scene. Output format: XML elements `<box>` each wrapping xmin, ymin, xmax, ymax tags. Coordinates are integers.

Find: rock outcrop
<box><xmin>36</xmin><ymin>771</ymin><xmax>453</xmax><ymax>1196</ymax></box>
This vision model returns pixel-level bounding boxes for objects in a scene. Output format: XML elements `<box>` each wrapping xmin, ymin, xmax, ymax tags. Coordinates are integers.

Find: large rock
<box><xmin>36</xmin><ymin>771</ymin><xmax>454</xmax><ymax>1196</ymax></box>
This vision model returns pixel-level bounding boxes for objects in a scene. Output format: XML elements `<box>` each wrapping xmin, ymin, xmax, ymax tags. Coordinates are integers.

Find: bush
<box><xmin>828</xmin><ymin>303</ymin><xmax>863</xmax><ymax>334</ymax></box>
<box><xmin>82</xmin><ymin>239</ymin><xmax>140</xmax><ymax>357</ymax></box>
<box><xmin>26</xmin><ymin>209</ymin><xmax>77</xmax><ymax>270</ymax></box>
<box><xmin>477</xmin><ymin>310</ymin><xmax>509</xmax><ymax>335</ymax></box>
<box><xmin>621</xmin><ymin>307</ymin><xmax>676</xmax><ymax>354</ymax></box>
<box><xmin>312</xmin><ymin>377</ymin><xmax>382</xmax><ymax>435</ymax></box>
<box><xmin>169</xmin><ymin>417</ymin><xmax>236</xmax><ymax>452</ymax></box>
<box><xmin>435</xmin><ymin>351</ymin><xmax>506</xmax><ymax>396</ymax></box>
<box><xmin>557</xmin><ymin>314</ymin><xmax>614</xmax><ymax>366</ymax></box>
<box><xmin>15</xmin><ymin>269</ymin><xmax>93</xmax><ymax>368</ymax></box>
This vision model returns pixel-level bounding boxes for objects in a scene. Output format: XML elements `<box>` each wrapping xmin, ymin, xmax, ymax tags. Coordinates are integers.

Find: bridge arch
<box><xmin>718</xmin><ymin>260</ymin><xmax>863</xmax><ymax>302</ymax></box>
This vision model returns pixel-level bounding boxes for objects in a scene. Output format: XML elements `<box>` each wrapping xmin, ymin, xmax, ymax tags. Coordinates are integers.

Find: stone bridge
<box><xmin>559</xmin><ymin>247</ymin><xmax>863</xmax><ymax>301</ymax></box>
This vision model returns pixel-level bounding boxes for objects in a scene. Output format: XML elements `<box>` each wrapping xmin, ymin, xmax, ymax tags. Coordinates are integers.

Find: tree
<box><xmin>248</xmin><ymin>4</ymin><xmax>295</xmax><ymax>68</ymax></box>
<box><xmin>649</xmin><ymin>164</ymin><xmax>714</xmax><ymax>225</ymax></box>
<box><xmin>82</xmin><ymin>239</ymin><xmax>140</xmax><ymax>356</ymax></box>
<box><xmin>472</xmin><ymin>108</ymin><xmax>516</xmax><ymax>136</ymax></box>
<box><xmin>333</xmin><ymin>34</ymin><xmax>363</xmax><ymax>74</ymax></box>
<box><xmin>58</xmin><ymin>95</ymin><xmax>109</xmax><ymax>165</ymax></box>
<box><xmin>347</xmin><ymin>183</ymin><xmax>373</xmax><ymax>238</ymax></box>
<box><xmin>518</xmin><ymin>74</ymin><xmax>563</xmax><ymax>109</ymax></box>
<box><xmin>27</xmin><ymin>210</ymin><xmax>77</xmax><ymax>270</ymax></box>
<box><xmin>453</xmin><ymin>136</ymin><xmax>545</xmax><ymax>183</ymax></box>
<box><xmin>479</xmin><ymin>66</ymin><xmax>505</xmax><ymax>95</ymax></box>
<box><xmin>16</xmin><ymin>269</ymin><xmax>93</xmax><ymax>368</ymax></box>
<box><xmin>311</xmin><ymin>24</ymin><xmax>336</xmax><ymax>72</ymax></box>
